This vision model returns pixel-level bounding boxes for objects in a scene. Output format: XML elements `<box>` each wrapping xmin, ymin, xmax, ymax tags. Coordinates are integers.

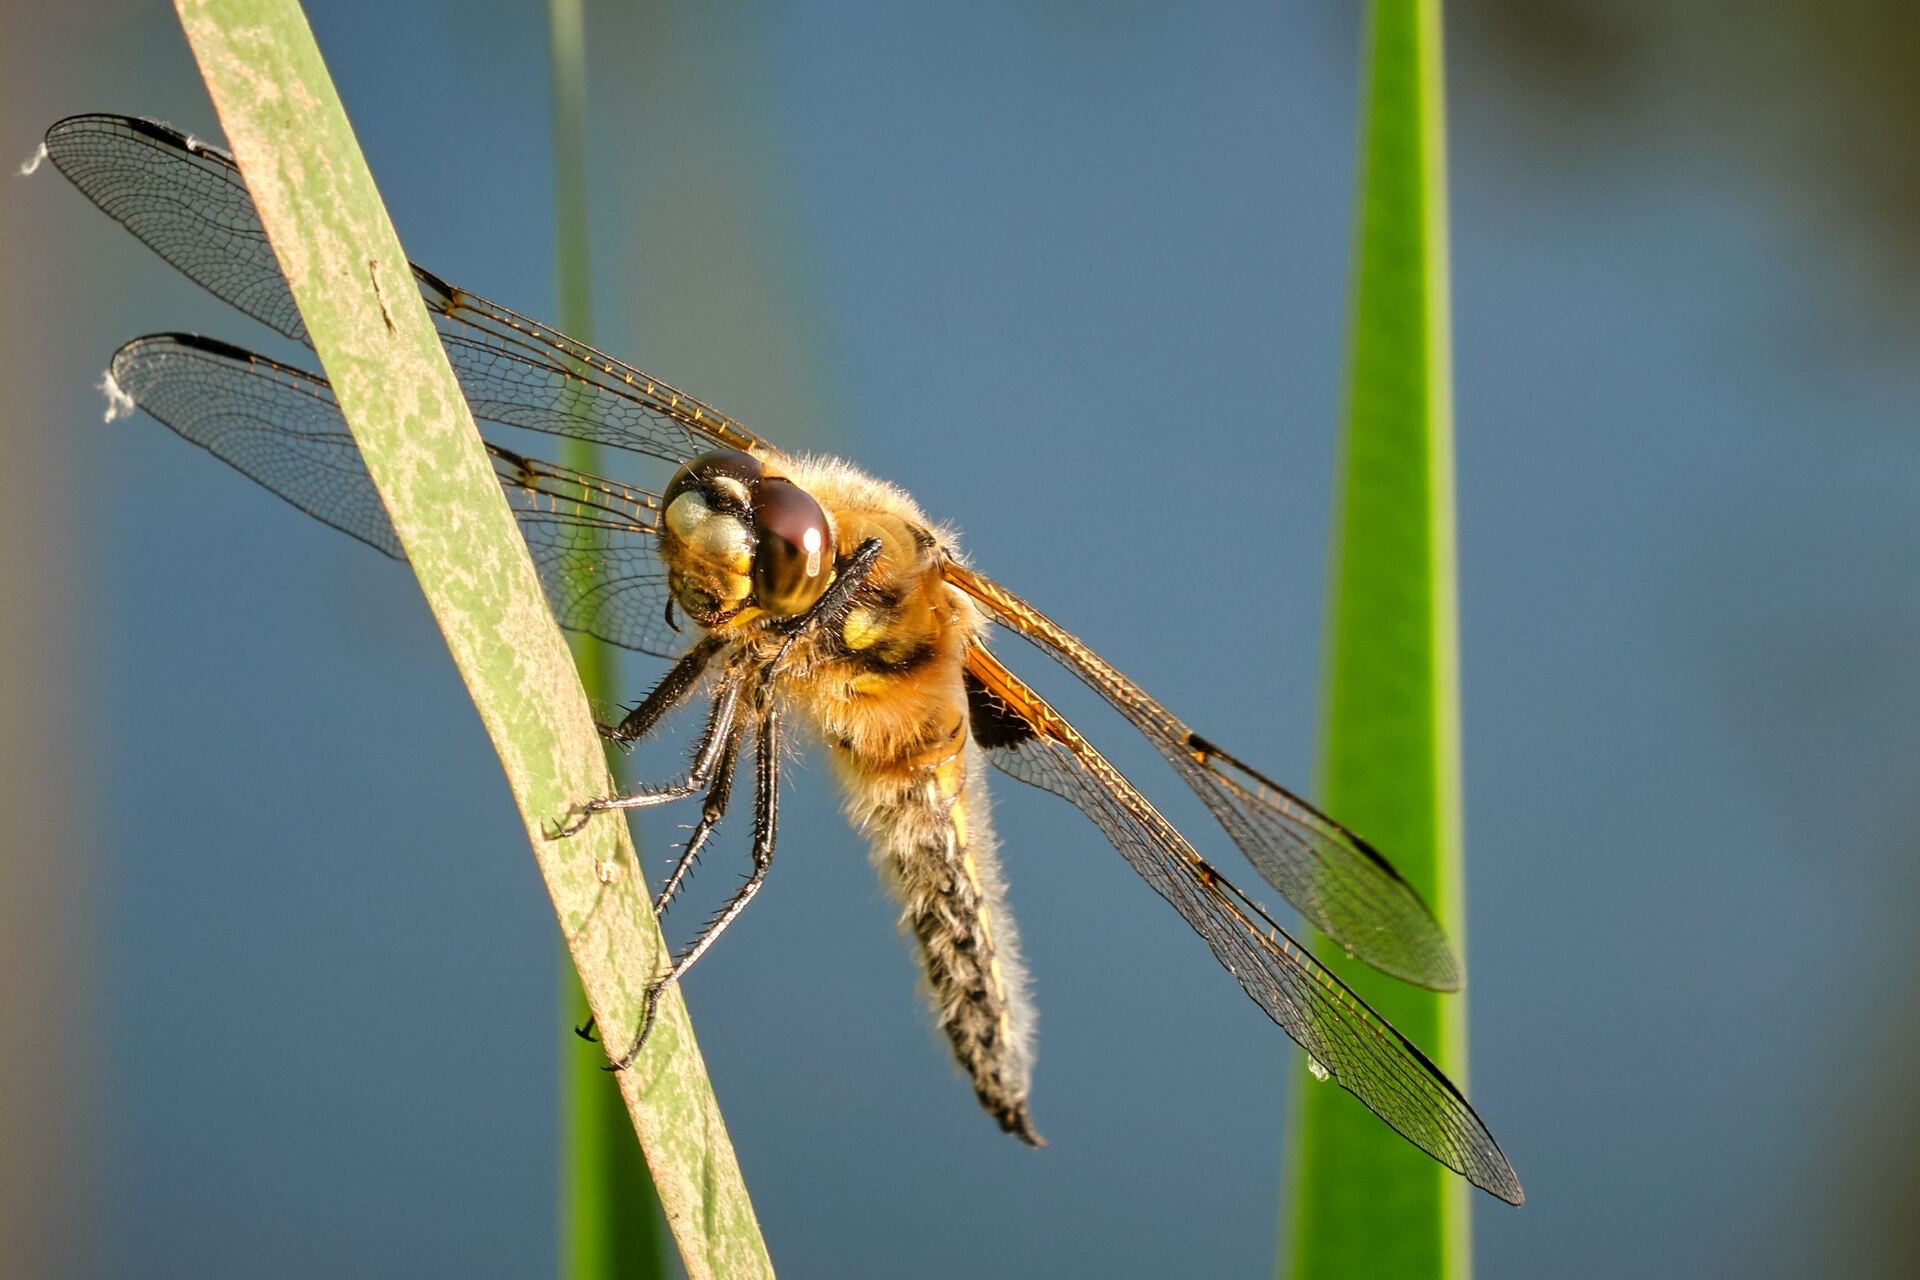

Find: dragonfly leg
<box><xmin>610</xmin><ymin>703</ymin><xmax>781</xmax><ymax>1071</ymax></box>
<box><xmin>767</xmin><ymin>536</ymin><xmax>884</xmax><ymax>672</ymax></box>
<box><xmin>651</xmin><ymin>714</ymin><xmax>744</xmax><ymax>918</ymax></box>
<box><xmin>601</xmin><ymin>635</ymin><xmax>722</xmax><ymax>744</ymax></box>
<box><xmin>576</xmin><ymin>687</ymin><xmax>747</xmax><ymax>1043</ymax></box>
<box><xmin>555</xmin><ymin>670</ymin><xmax>743</xmax><ymax>837</ymax></box>
<box><xmin>601</xmin><ymin>541</ymin><xmax>875</xmax><ymax>1063</ymax></box>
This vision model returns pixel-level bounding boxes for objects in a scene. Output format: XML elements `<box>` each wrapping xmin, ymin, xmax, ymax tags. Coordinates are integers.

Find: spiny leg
<box><xmin>602</xmin><ymin>636</ymin><xmax>722</xmax><ymax>745</ymax></box>
<box><xmin>637</xmin><ymin>582</ymin><xmax>829</xmax><ymax>942</ymax></box>
<box><xmin>574</xmin><ymin>676</ymin><xmax>747</xmax><ymax>1043</ymax></box>
<box><xmin>612</xmin><ymin>703</ymin><xmax>781</xmax><ymax>1071</ymax></box>
<box><xmin>600</xmin><ymin>542</ymin><xmax>879</xmax><ymax>1064</ymax></box>
<box><xmin>652</xmin><ymin>712</ymin><xmax>744</xmax><ymax>918</ymax></box>
<box><xmin>556</xmin><ymin>667</ymin><xmax>744</xmax><ymax>838</ymax></box>
<box><xmin>594</xmin><ymin>536</ymin><xmax>876</xmax><ymax>824</ymax></box>
<box><xmin>768</xmin><ymin>537</ymin><xmax>883</xmax><ymax>673</ymax></box>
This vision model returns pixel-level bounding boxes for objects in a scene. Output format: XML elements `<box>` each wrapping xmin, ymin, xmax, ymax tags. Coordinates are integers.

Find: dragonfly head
<box><xmin>662</xmin><ymin>449</ymin><xmax>835</xmax><ymax>626</ymax></box>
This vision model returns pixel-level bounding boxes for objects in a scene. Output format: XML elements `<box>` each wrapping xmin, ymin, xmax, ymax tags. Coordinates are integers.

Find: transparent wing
<box><xmin>50</xmin><ymin>112</ymin><xmax>1460</xmax><ymax>984</ymax></box>
<box><xmin>963</xmin><ymin>646</ymin><xmax>1521</xmax><ymax>1204</ymax></box>
<box><xmin>45</xmin><ymin>112</ymin><xmax>777</xmax><ymax>469</ymax></box>
<box><xmin>110</xmin><ymin>333</ymin><xmax>687</xmax><ymax>659</ymax></box>
<box><xmin>947</xmin><ymin>563</ymin><xmax>1462</xmax><ymax>991</ymax></box>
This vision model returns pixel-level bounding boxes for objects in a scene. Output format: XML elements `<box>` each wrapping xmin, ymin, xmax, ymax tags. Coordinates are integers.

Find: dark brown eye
<box><xmin>664</xmin><ymin>449</ymin><xmax>763</xmax><ymax>512</ymax></box>
<box><xmin>752</xmin><ymin>477</ymin><xmax>833</xmax><ymax>617</ymax></box>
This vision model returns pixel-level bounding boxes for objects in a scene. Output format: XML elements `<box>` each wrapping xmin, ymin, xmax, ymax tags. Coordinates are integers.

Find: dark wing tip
<box><xmin>45</xmin><ymin>112</ymin><xmax>228</xmax><ymax>163</ymax></box>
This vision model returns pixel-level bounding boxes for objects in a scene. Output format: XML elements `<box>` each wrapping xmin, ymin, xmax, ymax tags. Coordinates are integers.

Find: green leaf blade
<box><xmin>171</xmin><ymin>3</ymin><xmax>770</xmax><ymax>1275</ymax></box>
<box><xmin>1285</xmin><ymin>0</ymin><xmax>1481</xmax><ymax>1275</ymax></box>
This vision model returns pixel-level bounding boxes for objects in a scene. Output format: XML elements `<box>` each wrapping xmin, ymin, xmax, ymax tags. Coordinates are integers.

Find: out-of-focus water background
<box><xmin>5</xmin><ymin>3</ymin><xmax>1919</xmax><ymax>1276</ymax></box>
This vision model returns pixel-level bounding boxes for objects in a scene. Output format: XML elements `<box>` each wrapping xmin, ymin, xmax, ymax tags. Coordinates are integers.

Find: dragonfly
<box><xmin>43</xmin><ymin>113</ymin><xmax>1522</xmax><ymax>1205</ymax></box>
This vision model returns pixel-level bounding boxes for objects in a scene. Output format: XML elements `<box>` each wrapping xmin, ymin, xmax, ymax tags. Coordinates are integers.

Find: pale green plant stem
<box><xmin>172</xmin><ymin>2</ymin><xmax>772</xmax><ymax>1275</ymax></box>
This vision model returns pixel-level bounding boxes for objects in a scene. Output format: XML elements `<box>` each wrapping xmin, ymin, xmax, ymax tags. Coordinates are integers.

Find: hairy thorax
<box><xmin>774</xmin><ymin>456</ymin><xmax>986</xmax><ymax>779</ymax></box>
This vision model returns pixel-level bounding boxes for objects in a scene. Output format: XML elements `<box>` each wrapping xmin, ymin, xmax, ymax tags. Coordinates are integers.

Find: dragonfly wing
<box><xmin>963</xmin><ymin>645</ymin><xmax>1521</xmax><ymax>1204</ymax></box>
<box><xmin>45</xmin><ymin>113</ymin><xmax>775</xmax><ymax>469</ymax></box>
<box><xmin>110</xmin><ymin>333</ymin><xmax>686</xmax><ymax>659</ymax></box>
<box><xmin>947</xmin><ymin>562</ymin><xmax>1461</xmax><ymax>991</ymax></box>
<box><xmin>45</xmin><ymin>115</ymin><xmax>311</xmax><ymax>343</ymax></box>
<box><xmin>422</xmin><ymin>287</ymin><xmax>771</xmax><ymax>465</ymax></box>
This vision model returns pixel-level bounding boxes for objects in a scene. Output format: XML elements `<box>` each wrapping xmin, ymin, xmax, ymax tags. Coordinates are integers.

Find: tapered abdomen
<box><xmin>840</xmin><ymin>739</ymin><xmax>1040</xmax><ymax>1144</ymax></box>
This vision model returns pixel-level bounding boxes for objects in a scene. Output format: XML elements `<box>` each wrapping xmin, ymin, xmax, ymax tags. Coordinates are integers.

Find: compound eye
<box><xmin>664</xmin><ymin>449</ymin><xmax>763</xmax><ymax>512</ymax></box>
<box><xmin>751</xmin><ymin>477</ymin><xmax>833</xmax><ymax>617</ymax></box>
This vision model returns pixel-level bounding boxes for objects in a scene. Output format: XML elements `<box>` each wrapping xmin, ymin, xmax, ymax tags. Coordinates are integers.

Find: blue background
<box><xmin>5</xmin><ymin>2</ymin><xmax>1919</xmax><ymax>1276</ymax></box>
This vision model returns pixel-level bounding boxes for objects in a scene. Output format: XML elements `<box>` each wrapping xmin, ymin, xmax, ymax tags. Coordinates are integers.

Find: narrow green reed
<box><xmin>172</xmin><ymin>3</ymin><xmax>770</xmax><ymax>1275</ymax></box>
<box><xmin>1284</xmin><ymin>2</ymin><xmax>1472</xmax><ymax>1275</ymax></box>
<box><xmin>547</xmin><ymin>3</ymin><xmax>670</xmax><ymax>1276</ymax></box>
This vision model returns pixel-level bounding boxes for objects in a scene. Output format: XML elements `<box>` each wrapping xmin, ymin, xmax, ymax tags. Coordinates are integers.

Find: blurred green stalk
<box><xmin>1284</xmin><ymin>1</ymin><xmax>1472</xmax><ymax>1275</ymax></box>
<box><xmin>548</xmin><ymin>2</ymin><xmax>668</xmax><ymax>1276</ymax></box>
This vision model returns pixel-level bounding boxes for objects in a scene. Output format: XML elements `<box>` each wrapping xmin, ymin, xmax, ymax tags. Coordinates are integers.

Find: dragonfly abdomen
<box><xmin>839</xmin><ymin>738</ymin><xmax>1041</xmax><ymax>1146</ymax></box>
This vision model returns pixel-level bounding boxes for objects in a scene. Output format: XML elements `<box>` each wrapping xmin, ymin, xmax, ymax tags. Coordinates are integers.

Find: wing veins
<box><xmin>109</xmin><ymin>332</ymin><xmax>686</xmax><ymax>658</ymax></box>
<box><xmin>963</xmin><ymin>645</ymin><xmax>1521</xmax><ymax>1205</ymax></box>
<box><xmin>947</xmin><ymin>562</ymin><xmax>1461</xmax><ymax>990</ymax></box>
<box><xmin>44</xmin><ymin>112</ymin><xmax>777</xmax><ymax>471</ymax></box>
